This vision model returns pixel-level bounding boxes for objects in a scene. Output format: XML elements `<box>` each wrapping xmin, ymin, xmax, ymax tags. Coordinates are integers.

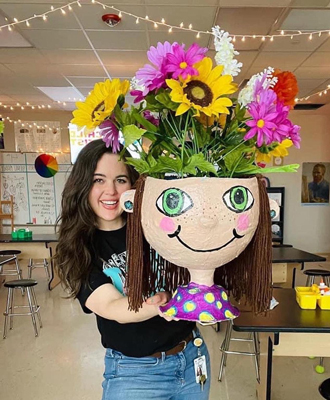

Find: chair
<box><xmin>0</xmin><ymin>250</ymin><xmax>23</xmax><ymax>281</ymax></box>
<box><xmin>27</xmin><ymin>258</ymin><xmax>50</xmax><ymax>281</ymax></box>
<box><xmin>0</xmin><ymin>195</ymin><xmax>14</xmax><ymax>232</ymax></box>
<box><xmin>218</xmin><ymin>320</ymin><xmax>260</xmax><ymax>382</ymax></box>
<box><xmin>3</xmin><ymin>279</ymin><xmax>42</xmax><ymax>338</ymax></box>
<box><xmin>303</xmin><ymin>269</ymin><xmax>330</xmax><ymax>286</ymax></box>
<box><xmin>319</xmin><ymin>378</ymin><xmax>330</xmax><ymax>399</ymax></box>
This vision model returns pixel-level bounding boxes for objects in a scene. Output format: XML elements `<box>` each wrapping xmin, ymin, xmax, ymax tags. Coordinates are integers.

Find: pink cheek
<box><xmin>237</xmin><ymin>214</ymin><xmax>250</xmax><ymax>232</ymax></box>
<box><xmin>159</xmin><ymin>217</ymin><xmax>176</xmax><ymax>233</ymax></box>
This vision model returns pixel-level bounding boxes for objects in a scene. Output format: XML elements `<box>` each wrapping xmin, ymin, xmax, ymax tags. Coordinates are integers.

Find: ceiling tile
<box><xmin>68</xmin><ymin>77</ymin><xmax>108</xmax><ymax>88</ymax></box>
<box><xmin>56</xmin><ymin>64</ymin><xmax>106</xmax><ymax>76</ymax></box>
<box><xmin>21</xmin><ymin>29</ymin><xmax>91</xmax><ymax>50</ymax></box>
<box><xmin>214</xmin><ymin>8</ymin><xmax>282</xmax><ymax>35</ymax></box>
<box><xmin>281</xmin><ymin>10</ymin><xmax>330</xmax><ymax>30</ymax></box>
<box><xmin>98</xmin><ymin>50</ymin><xmax>148</xmax><ymax>66</ymax></box>
<box><xmin>301</xmin><ymin>52</ymin><xmax>330</xmax><ymax>67</ymax></box>
<box><xmin>218</xmin><ymin>0</ymin><xmax>291</xmax><ymax>5</ymax></box>
<box><xmin>316</xmin><ymin>37</ymin><xmax>330</xmax><ymax>51</ymax></box>
<box><xmin>0</xmin><ymin>48</ymin><xmax>48</xmax><ymax>64</ymax></box>
<box><xmin>253</xmin><ymin>51</ymin><xmax>310</xmax><ymax>69</ymax></box>
<box><xmin>148</xmin><ymin>31</ymin><xmax>209</xmax><ymax>48</ymax></box>
<box><xmin>290</xmin><ymin>0</ymin><xmax>330</xmax><ymax>7</ymax></box>
<box><xmin>0</xmin><ymin>14</ymin><xmax>32</xmax><ymax>48</ymax></box>
<box><xmin>87</xmin><ymin>31</ymin><xmax>148</xmax><ymax>50</ymax></box>
<box><xmin>294</xmin><ymin>66</ymin><xmax>330</xmax><ymax>79</ymax></box>
<box><xmin>40</xmin><ymin>49</ymin><xmax>99</xmax><ymax>64</ymax></box>
<box><xmin>145</xmin><ymin>0</ymin><xmax>218</xmax><ymax>4</ymax></box>
<box><xmin>105</xmin><ymin>65</ymin><xmax>140</xmax><ymax>77</ymax></box>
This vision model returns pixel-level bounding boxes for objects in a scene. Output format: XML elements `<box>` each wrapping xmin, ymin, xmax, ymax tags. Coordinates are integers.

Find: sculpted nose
<box><xmin>199</xmin><ymin>216</ymin><xmax>218</xmax><ymax>228</ymax></box>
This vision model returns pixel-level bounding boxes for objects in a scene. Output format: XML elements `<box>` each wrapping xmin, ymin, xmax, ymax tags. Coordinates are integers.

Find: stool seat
<box><xmin>319</xmin><ymin>378</ymin><xmax>330</xmax><ymax>399</ymax></box>
<box><xmin>4</xmin><ymin>279</ymin><xmax>38</xmax><ymax>288</ymax></box>
<box><xmin>303</xmin><ymin>269</ymin><xmax>330</xmax><ymax>276</ymax></box>
<box><xmin>0</xmin><ymin>250</ymin><xmax>21</xmax><ymax>256</ymax></box>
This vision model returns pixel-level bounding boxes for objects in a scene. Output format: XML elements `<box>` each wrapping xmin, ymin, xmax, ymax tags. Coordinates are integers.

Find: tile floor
<box><xmin>0</xmin><ymin>262</ymin><xmax>329</xmax><ymax>400</ymax></box>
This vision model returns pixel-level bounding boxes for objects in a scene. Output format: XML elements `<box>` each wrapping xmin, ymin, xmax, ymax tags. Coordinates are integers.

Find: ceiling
<box><xmin>1</xmin><ymin>0</ymin><xmax>330</xmax><ymax>116</ymax></box>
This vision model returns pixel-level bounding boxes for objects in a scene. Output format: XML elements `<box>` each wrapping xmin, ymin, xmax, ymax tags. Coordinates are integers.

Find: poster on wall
<box><xmin>301</xmin><ymin>162</ymin><xmax>330</xmax><ymax>205</ymax></box>
<box><xmin>0</xmin><ymin>119</ymin><xmax>5</xmax><ymax>149</ymax></box>
<box><xmin>14</xmin><ymin>121</ymin><xmax>61</xmax><ymax>152</ymax></box>
<box><xmin>69</xmin><ymin>123</ymin><xmax>102</xmax><ymax>164</ymax></box>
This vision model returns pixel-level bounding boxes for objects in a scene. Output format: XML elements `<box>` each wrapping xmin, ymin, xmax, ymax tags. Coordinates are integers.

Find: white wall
<box><xmin>266</xmin><ymin>110</ymin><xmax>330</xmax><ymax>254</ymax></box>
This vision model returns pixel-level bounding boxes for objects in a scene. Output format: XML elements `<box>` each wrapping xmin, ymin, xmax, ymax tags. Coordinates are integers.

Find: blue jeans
<box><xmin>101</xmin><ymin>332</ymin><xmax>210</xmax><ymax>400</ymax></box>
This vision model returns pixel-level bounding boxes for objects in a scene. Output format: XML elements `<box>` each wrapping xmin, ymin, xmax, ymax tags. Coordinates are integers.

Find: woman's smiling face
<box><xmin>141</xmin><ymin>176</ymin><xmax>260</xmax><ymax>269</ymax></box>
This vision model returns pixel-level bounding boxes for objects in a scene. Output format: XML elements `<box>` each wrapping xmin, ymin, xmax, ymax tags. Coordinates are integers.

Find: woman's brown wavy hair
<box><xmin>54</xmin><ymin>139</ymin><xmax>139</xmax><ymax>298</ymax></box>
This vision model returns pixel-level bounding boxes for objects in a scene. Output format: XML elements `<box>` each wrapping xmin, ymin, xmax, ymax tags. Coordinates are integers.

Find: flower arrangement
<box><xmin>71</xmin><ymin>26</ymin><xmax>300</xmax><ymax>177</ymax></box>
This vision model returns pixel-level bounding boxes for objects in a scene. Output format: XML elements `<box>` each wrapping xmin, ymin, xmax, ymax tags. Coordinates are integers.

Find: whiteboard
<box><xmin>0</xmin><ymin>152</ymin><xmax>71</xmax><ymax>225</ymax></box>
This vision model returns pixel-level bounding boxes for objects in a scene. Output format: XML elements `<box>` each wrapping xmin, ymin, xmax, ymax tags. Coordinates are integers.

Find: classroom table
<box><xmin>272</xmin><ymin>247</ymin><xmax>326</xmax><ymax>287</ymax></box>
<box><xmin>233</xmin><ymin>288</ymin><xmax>330</xmax><ymax>400</ymax></box>
<box><xmin>0</xmin><ymin>234</ymin><xmax>58</xmax><ymax>290</ymax></box>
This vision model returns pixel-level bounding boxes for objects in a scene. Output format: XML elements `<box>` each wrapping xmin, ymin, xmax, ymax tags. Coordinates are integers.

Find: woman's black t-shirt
<box><xmin>77</xmin><ymin>225</ymin><xmax>195</xmax><ymax>357</ymax></box>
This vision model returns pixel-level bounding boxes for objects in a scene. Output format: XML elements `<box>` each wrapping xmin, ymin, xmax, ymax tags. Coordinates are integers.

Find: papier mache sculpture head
<box><xmin>71</xmin><ymin>26</ymin><xmax>300</xmax><ymax>318</ymax></box>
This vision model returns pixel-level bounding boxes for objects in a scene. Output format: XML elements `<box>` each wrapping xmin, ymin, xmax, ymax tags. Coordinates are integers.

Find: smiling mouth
<box><xmin>168</xmin><ymin>225</ymin><xmax>244</xmax><ymax>253</ymax></box>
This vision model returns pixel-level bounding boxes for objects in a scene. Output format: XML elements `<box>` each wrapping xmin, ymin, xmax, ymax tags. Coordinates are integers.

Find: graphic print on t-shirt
<box><xmin>102</xmin><ymin>251</ymin><xmax>127</xmax><ymax>295</ymax></box>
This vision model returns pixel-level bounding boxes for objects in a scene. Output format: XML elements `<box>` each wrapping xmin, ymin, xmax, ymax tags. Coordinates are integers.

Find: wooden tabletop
<box><xmin>272</xmin><ymin>247</ymin><xmax>326</xmax><ymax>264</ymax></box>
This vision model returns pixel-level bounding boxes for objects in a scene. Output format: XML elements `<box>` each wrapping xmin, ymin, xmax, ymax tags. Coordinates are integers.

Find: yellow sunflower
<box><xmin>256</xmin><ymin>139</ymin><xmax>293</xmax><ymax>164</ymax></box>
<box><xmin>166</xmin><ymin>57</ymin><xmax>237</xmax><ymax>117</ymax></box>
<box><xmin>71</xmin><ymin>79</ymin><xmax>130</xmax><ymax>130</ymax></box>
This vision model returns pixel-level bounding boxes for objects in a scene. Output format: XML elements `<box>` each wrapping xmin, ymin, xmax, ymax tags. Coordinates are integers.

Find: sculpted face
<box><xmin>141</xmin><ymin>177</ymin><xmax>260</xmax><ymax>269</ymax></box>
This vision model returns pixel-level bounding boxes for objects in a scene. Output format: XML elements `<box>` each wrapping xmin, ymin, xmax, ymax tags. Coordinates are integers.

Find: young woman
<box><xmin>54</xmin><ymin>139</ymin><xmax>210</xmax><ymax>400</ymax></box>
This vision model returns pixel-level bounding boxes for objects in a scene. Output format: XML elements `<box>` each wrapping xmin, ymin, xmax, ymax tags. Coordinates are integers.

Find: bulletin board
<box><xmin>0</xmin><ymin>152</ymin><xmax>71</xmax><ymax>225</ymax></box>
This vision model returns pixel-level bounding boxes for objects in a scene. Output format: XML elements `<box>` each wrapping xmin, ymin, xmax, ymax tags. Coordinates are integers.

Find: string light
<box><xmin>1</xmin><ymin>0</ymin><xmax>330</xmax><ymax>41</ymax></box>
<box><xmin>295</xmin><ymin>84</ymin><xmax>330</xmax><ymax>103</ymax></box>
<box><xmin>0</xmin><ymin>101</ymin><xmax>70</xmax><ymax>110</ymax></box>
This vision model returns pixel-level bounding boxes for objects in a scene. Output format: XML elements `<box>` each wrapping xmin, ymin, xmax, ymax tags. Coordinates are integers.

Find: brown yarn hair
<box><xmin>54</xmin><ymin>139</ymin><xmax>139</xmax><ymax>298</ymax></box>
<box><xmin>126</xmin><ymin>175</ymin><xmax>272</xmax><ymax>313</ymax></box>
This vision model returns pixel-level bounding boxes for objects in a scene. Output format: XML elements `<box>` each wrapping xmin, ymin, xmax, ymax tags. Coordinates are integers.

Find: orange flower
<box><xmin>271</xmin><ymin>69</ymin><xmax>298</xmax><ymax>107</ymax></box>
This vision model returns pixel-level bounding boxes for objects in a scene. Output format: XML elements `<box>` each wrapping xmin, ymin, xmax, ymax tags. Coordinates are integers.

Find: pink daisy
<box><xmin>165</xmin><ymin>43</ymin><xmax>208</xmax><ymax>80</ymax></box>
<box><xmin>244</xmin><ymin>89</ymin><xmax>278</xmax><ymax>147</ymax></box>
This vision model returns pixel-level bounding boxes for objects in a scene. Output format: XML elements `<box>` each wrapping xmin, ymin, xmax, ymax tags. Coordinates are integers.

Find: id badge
<box><xmin>194</xmin><ymin>355</ymin><xmax>207</xmax><ymax>383</ymax></box>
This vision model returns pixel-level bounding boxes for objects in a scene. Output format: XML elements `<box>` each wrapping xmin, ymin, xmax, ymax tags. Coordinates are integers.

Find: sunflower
<box><xmin>166</xmin><ymin>57</ymin><xmax>237</xmax><ymax>117</ymax></box>
<box><xmin>256</xmin><ymin>139</ymin><xmax>293</xmax><ymax>164</ymax></box>
<box><xmin>71</xmin><ymin>79</ymin><xmax>130</xmax><ymax>130</ymax></box>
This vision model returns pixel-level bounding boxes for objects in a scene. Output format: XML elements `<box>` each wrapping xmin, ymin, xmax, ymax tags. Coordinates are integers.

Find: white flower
<box><xmin>212</xmin><ymin>26</ymin><xmax>242</xmax><ymax>76</ymax></box>
<box><xmin>130</xmin><ymin>76</ymin><xmax>145</xmax><ymax>92</ymax></box>
<box><xmin>238</xmin><ymin>67</ymin><xmax>278</xmax><ymax>107</ymax></box>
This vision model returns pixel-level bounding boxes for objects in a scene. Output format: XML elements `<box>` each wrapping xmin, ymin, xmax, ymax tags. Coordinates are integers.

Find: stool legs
<box><xmin>3</xmin><ymin>285</ymin><xmax>42</xmax><ymax>339</ymax></box>
<box><xmin>28</xmin><ymin>258</ymin><xmax>50</xmax><ymax>280</ymax></box>
<box><xmin>218</xmin><ymin>320</ymin><xmax>260</xmax><ymax>382</ymax></box>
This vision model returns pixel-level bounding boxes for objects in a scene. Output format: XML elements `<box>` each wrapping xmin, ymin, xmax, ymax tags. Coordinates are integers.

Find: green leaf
<box><xmin>131</xmin><ymin>109</ymin><xmax>158</xmax><ymax>133</ymax></box>
<box><xmin>151</xmin><ymin>156</ymin><xmax>182</xmax><ymax>174</ymax></box>
<box><xmin>240</xmin><ymin>164</ymin><xmax>300</xmax><ymax>174</ymax></box>
<box><xmin>125</xmin><ymin>157</ymin><xmax>150</xmax><ymax>174</ymax></box>
<box><xmin>155</xmin><ymin>91</ymin><xmax>178</xmax><ymax>111</ymax></box>
<box><xmin>147</xmin><ymin>153</ymin><xmax>157</xmax><ymax>168</ymax></box>
<box><xmin>122</xmin><ymin>125</ymin><xmax>146</xmax><ymax>147</ymax></box>
<box><xmin>223</xmin><ymin>147</ymin><xmax>244</xmax><ymax>172</ymax></box>
<box><xmin>183</xmin><ymin>153</ymin><xmax>217</xmax><ymax>176</ymax></box>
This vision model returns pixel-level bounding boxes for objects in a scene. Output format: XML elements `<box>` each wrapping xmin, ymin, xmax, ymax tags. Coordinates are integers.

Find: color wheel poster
<box><xmin>35</xmin><ymin>154</ymin><xmax>58</xmax><ymax>178</ymax></box>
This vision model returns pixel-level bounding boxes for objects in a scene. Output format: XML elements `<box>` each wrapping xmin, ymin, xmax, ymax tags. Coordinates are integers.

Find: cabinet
<box><xmin>266</xmin><ymin>187</ymin><xmax>285</xmax><ymax>245</ymax></box>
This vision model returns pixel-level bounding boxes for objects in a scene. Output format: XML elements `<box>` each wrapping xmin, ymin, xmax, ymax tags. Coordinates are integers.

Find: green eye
<box><xmin>156</xmin><ymin>188</ymin><xmax>193</xmax><ymax>217</ymax></box>
<box><xmin>223</xmin><ymin>186</ymin><xmax>254</xmax><ymax>213</ymax></box>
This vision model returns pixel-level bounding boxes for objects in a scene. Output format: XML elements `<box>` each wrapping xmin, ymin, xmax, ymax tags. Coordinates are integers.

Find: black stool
<box><xmin>319</xmin><ymin>378</ymin><xmax>330</xmax><ymax>399</ymax></box>
<box><xmin>3</xmin><ymin>279</ymin><xmax>42</xmax><ymax>339</ymax></box>
<box><xmin>28</xmin><ymin>258</ymin><xmax>50</xmax><ymax>280</ymax></box>
<box><xmin>303</xmin><ymin>269</ymin><xmax>330</xmax><ymax>286</ymax></box>
<box><xmin>0</xmin><ymin>250</ymin><xmax>23</xmax><ymax>281</ymax></box>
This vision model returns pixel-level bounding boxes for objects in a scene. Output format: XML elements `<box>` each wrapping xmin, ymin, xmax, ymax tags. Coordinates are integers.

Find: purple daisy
<box><xmin>143</xmin><ymin>110</ymin><xmax>159</xmax><ymax>127</ymax></box>
<box><xmin>288</xmin><ymin>122</ymin><xmax>301</xmax><ymax>148</ymax></box>
<box><xmin>99</xmin><ymin>120</ymin><xmax>120</xmax><ymax>153</ymax></box>
<box><xmin>270</xmin><ymin>101</ymin><xmax>291</xmax><ymax>143</ymax></box>
<box><xmin>135</xmin><ymin>42</ymin><xmax>177</xmax><ymax>97</ymax></box>
<box><xmin>165</xmin><ymin>43</ymin><xmax>208</xmax><ymax>80</ymax></box>
<box><xmin>245</xmin><ymin>89</ymin><xmax>278</xmax><ymax>147</ymax></box>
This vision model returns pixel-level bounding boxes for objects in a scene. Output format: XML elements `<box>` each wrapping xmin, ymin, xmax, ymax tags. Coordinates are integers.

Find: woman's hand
<box><xmin>145</xmin><ymin>292</ymin><xmax>179</xmax><ymax>322</ymax></box>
